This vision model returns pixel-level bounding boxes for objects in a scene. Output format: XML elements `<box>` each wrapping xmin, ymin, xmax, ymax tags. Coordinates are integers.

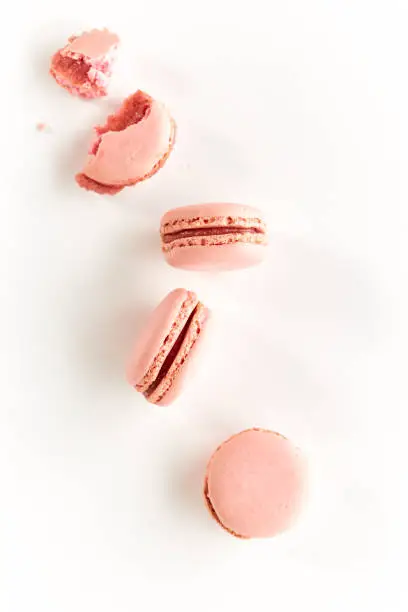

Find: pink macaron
<box><xmin>160</xmin><ymin>203</ymin><xmax>267</xmax><ymax>271</ymax></box>
<box><xmin>50</xmin><ymin>28</ymin><xmax>119</xmax><ymax>98</ymax></box>
<box><xmin>126</xmin><ymin>289</ymin><xmax>210</xmax><ymax>406</ymax></box>
<box><xmin>76</xmin><ymin>90</ymin><xmax>176</xmax><ymax>195</ymax></box>
<box><xmin>204</xmin><ymin>429</ymin><xmax>306</xmax><ymax>538</ymax></box>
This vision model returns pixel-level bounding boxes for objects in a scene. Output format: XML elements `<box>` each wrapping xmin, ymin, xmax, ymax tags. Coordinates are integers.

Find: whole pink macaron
<box><xmin>76</xmin><ymin>90</ymin><xmax>176</xmax><ymax>195</ymax></box>
<box><xmin>126</xmin><ymin>289</ymin><xmax>210</xmax><ymax>406</ymax></box>
<box><xmin>160</xmin><ymin>203</ymin><xmax>267</xmax><ymax>271</ymax></box>
<box><xmin>50</xmin><ymin>28</ymin><xmax>119</xmax><ymax>98</ymax></box>
<box><xmin>204</xmin><ymin>429</ymin><xmax>306</xmax><ymax>538</ymax></box>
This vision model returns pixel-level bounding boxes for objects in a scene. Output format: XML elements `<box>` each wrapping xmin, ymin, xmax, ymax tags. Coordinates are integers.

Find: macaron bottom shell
<box><xmin>164</xmin><ymin>242</ymin><xmax>267</xmax><ymax>271</ymax></box>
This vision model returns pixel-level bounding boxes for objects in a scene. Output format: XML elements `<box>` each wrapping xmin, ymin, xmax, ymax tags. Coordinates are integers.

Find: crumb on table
<box><xmin>36</xmin><ymin>122</ymin><xmax>50</xmax><ymax>132</ymax></box>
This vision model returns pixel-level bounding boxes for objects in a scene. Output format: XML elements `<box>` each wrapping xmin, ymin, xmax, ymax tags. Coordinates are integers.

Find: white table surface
<box><xmin>1</xmin><ymin>2</ymin><xmax>407</xmax><ymax>611</ymax></box>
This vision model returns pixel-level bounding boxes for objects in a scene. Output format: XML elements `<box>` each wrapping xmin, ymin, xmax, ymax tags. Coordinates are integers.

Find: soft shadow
<box><xmin>272</xmin><ymin>233</ymin><xmax>383</xmax><ymax>339</ymax></box>
<box><xmin>132</xmin><ymin>55</ymin><xmax>196</xmax><ymax>102</ymax></box>
<box><xmin>66</xmin><ymin>230</ymin><xmax>161</xmax><ymax>405</ymax></box>
<box><xmin>232</xmin><ymin>232</ymin><xmax>385</xmax><ymax>348</ymax></box>
<box><xmin>124</xmin><ymin>437</ymin><xmax>239</xmax><ymax>575</ymax></box>
<box><xmin>54</xmin><ymin>130</ymin><xmax>93</xmax><ymax>192</ymax></box>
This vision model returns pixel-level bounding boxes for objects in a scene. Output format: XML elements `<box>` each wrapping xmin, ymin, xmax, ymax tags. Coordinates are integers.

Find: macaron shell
<box><xmin>126</xmin><ymin>289</ymin><xmax>196</xmax><ymax>388</ymax></box>
<box><xmin>161</xmin><ymin>203</ymin><xmax>264</xmax><ymax>226</ymax></box>
<box><xmin>66</xmin><ymin>29</ymin><xmax>119</xmax><ymax>59</ymax></box>
<box><xmin>149</xmin><ymin>306</ymin><xmax>210</xmax><ymax>406</ymax></box>
<box><xmin>81</xmin><ymin>102</ymin><xmax>173</xmax><ymax>187</ymax></box>
<box><xmin>164</xmin><ymin>242</ymin><xmax>267</xmax><ymax>271</ymax></box>
<box><xmin>205</xmin><ymin>429</ymin><xmax>306</xmax><ymax>538</ymax></box>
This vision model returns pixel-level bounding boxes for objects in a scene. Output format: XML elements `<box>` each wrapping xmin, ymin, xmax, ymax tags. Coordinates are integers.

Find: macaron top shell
<box><xmin>82</xmin><ymin>100</ymin><xmax>174</xmax><ymax>187</ymax></box>
<box><xmin>161</xmin><ymin>203</ymin><xmax>267</xmax><ymax>271</ymax></box>
<box><xmin>64</xmin><ymin>29</ymin><xmax>119</xmax><ymax>59</ymax></box>
<box><xmin>161</xmin><ymin>203</ymin><xmax>266</xmax><ymax>230</ymax></box>
<box><xmin>204</xmin><ymin>429</ymin><xmax>306</xmax><ymax>538</ymax></box>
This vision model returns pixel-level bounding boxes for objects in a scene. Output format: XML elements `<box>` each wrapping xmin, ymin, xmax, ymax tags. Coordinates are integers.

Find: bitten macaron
<box><xmin>76</xmin><ymin>90</ymin><xmax>176</xmax><ymax>194</ymax></box>
<box><xmin>126</xmin><ymin>289</ymin><xmax>209</xmax><ymax>406</ymax></box>
<box><xmin>204</xmin><ymin>429</ymin><xmax>306</xmax><ymax>538</ymax></box>
<box><xmin>160</xmin><ymin>203</ymin><xmax>267</xmax><ymax>270</ymax></box>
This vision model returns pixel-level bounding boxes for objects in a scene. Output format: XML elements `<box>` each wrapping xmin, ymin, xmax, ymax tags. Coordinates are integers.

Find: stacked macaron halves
<box><xmin>161</xmin><ymin>203</ymin><xmax>268</xmax><ymax>270</ymax></box>
<box><xmin>127</xmin><ymin>289</ymin><xmax>209</xmax><ymax>406</ymax></box>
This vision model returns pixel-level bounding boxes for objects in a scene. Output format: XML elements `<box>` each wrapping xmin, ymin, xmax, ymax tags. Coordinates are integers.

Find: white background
<box><xmin>1</xmin><ymin>1</ymin><xmax>407</xmax><ymax>610</ymax></box>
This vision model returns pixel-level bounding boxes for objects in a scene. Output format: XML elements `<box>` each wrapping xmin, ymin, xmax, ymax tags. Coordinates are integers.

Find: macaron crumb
<box><xmin>49</xmin><ymin>28</ymin><xmax>119</xmax><ymax>99</ymax></box>
<box><xmin>36</xmin><ymin>122</ymin><xmax>50</xmax><ymax>132</ymax></box>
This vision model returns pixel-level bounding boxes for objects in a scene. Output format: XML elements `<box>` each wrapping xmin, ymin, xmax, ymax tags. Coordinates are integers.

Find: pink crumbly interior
<box><xmin>50</xmin><ymin>50</ymin><xmax>113</xmax><ymax>98</ymax></box>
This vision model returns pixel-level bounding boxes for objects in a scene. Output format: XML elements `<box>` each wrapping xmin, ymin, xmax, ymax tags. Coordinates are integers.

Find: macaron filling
<box><xmin>161</xmin><ymin>214</ymin><xmax>267</xmax><ymax>251</ymax></box>
<box><xmin>162</xmin><ymin>226</ymin><xmax>266</xmax><ymax>244</ymax></box>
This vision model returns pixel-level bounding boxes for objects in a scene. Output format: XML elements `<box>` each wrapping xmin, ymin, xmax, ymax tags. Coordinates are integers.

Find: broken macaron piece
<box><xmin>50</xmin><ymin>28</ymin><xmax>119</xmax><ymax>98</ymax></box>
<box><xmin>160</xmin><ymin>203</ymin><xmax>267</xmax><ymax>270</ymax></box>
<box><xmin>126</xmin><ymin>289</ymin><xmax>209</xmax><ymax>406</ymax></box>
<box><xmin>76</xmin><ymin>90</ymin><xmax>176</xmax><ymax>195</ymax></box>
<box><xmin>204</xmin><ymin>429</ymin><xmax>306</xmax><ymax>538</ymax></box>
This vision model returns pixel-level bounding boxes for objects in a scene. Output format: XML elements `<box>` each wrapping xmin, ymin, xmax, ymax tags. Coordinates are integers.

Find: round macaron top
<box><xmin>82</xmin><ymin>100</ymin><xmax>174</xmax><ymax>187</ymax></box>
<box><xmin>65</xmin><ymin>29</ymin><xmax>119</xmax><ymax>59</ymax></box>
<box><xmin>204</xmin><ymin>429</ymin><xmax>306</xmax><ymax>538</ymax></box>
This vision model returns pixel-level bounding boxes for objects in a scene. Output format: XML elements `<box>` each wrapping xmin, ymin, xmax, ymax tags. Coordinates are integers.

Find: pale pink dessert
<box><xmin>160</xmin><ymin>203</ymin><xmax>268</xmax><ymax>271</ymax></box>
<box><xmin>50</xmin><ymin>29</ymin><xmax>119</xmax><ymax>98</ymax></box>
<box><xmin>126</xmin><ymin>289</ymin><xmax>209</xmax><ymax>406</ymax></box>
<box><xmin>76</xmin><ymin>90</ymin><xmax>176</xmax><ymax>195</ymax></box>
<box><xmin>204</xmin><ymin>429</ymin><xmax>306</xmax><ymax>538</ymax></box>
